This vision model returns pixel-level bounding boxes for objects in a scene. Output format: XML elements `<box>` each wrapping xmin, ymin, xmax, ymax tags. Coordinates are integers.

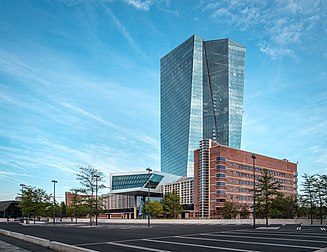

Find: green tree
<box><xmin>161</xmin><ymin>192</ymin><xmax>183</xmax><ymax>219</ymax></box>
<box><xmin>144</xmin><ymin>200</ymin><xmax>163</xmax><ymax>218</ymax></box>
<box><xmin>68</xmin><ymin>189</ymin><xmax>88</xmax><ymax>223</ymax></box>
<box><xmin>221</xmin><ymin>201</ymin><xmax>238</xmax><ymax>219</ymax></box>
<box><xmin>313</xmin><ymin>174</ymin><xmax>327</xmax><ymax>225</ymax></box>
<box><xmin>301</xmin><ymin>173</ymin><xmax>316</xmax><ymax>225</ymax></box>
<box><xmin>239</xmin><ymin>204</ymin><xmax>250</xmax><ymax>219</ymax></box>
<box><xmin>269</xmin><ymin>193</ymin><xmax>297</xmax><ymax>219</ymax></box>
<box><xmin>19</xmin><ymin>186</ymin><xmax>52</xmax><ymax>223</ymax></box>
<box><xmin>73</xmin><ymin>165</ymin><xmax>106</xmax><ymax>226</ymax></box>
<box><xmin>256</xmin><ymin>169</ymin><xmax>281</xmax><ymax>227</ymax></box>
<box><xmin>60</xmin><ymin>201</ymin><xmax>67</xmax><ymax>220</ymax></box>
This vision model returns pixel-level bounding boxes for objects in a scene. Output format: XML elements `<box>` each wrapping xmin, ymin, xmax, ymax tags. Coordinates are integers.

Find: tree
<box><xmin>301</xmin><ymin>173</ymin><xmax>316</xmax><ymax>225</ymax></box>
<box><xmin>269</xmin><ymin>193</ymin><xmax>297</xmax><ymax>219</ymax></box>
<box><xmin>256</xmin><ymin>169</ymin><xmax>281</xmax><ymax>227</ymax></box>
<box><xmin>144</xmin><ymin>200</ymin><xmax>163</xmax><ymax>218</ymax></box>
<box><xmin>73</xmin><ymin>165</ymin><xmax>106</xmax><ymax>226</ymax></box>
<box><xmin>18</xmin><ymin>186</ymin><xmax>52</xmax><ymax>223</ymax></box>
<box><xmin>221</xmin><ymin>201</ymin><xmax>238</xmax><ymax>219</ymax></box>
<box><xmin>239</xmin><ymin>204</ymin><xmax>250</xmax><ymax>219</ymax></box>
<box><xmin>60</xmin><ymin>201</ymin><xmax>67</xmax><ymax>220</ymax></box>
<box><xmin>161</xmin><ymin>192</ymin><xmax>183</xmax><ymax>219</ymax></box>
<box><xmin>313</xmin><ymin>174</ymin><xmax>327</xmax><ymax>225</ymax></box>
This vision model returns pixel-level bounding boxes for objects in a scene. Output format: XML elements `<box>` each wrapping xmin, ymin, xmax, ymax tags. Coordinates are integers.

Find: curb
<box><xmin>0</xmin><ymin>228</ymin><xmax>96</xmax><ymax>252</ymax></box>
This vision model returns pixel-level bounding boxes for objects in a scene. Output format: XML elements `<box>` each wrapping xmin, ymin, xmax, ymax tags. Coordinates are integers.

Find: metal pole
<box><xmin>95</xmin><ymin>175</ymin><xmax>99</xmax><ymax>226</ymax></box>
<box><xmin>146</xmin><ymin>168</ymin><xmax>152</xmax><ymax>228</ymax></box>
<box><xmin>20</xmin><ymin>184</ymin><xmax>25</xmax><ymax>221</ymax></box>
<box><xmin>251</xmin><ymin>155</ymin><xmax>256</xmax><ymax>229</ymax></box>
<box><xmin>51</xmin><ymin>180</ymin><xmax>57</xmax><ymax>225</ymax></box>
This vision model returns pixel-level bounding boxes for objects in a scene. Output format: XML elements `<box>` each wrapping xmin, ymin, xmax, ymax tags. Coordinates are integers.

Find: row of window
<box><xmin>216</xmin><ymin>156</ymin><xmax>288</xmax><ymax>178</ymax></box>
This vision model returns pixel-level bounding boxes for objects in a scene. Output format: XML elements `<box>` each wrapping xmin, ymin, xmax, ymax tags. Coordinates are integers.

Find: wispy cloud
<box><xmin>125</xmin><ymin>0</ymin><xmax>155</xmax><ymax>11</ymax></box>
<box><xmin>203</xmin><ymin>0</ymin><xmax>327</xmax><ymax>59</ymax></box>
<box><xmin>101</xmin><ymin>5</ymin><xmax>148</xmax><ymax>59</ymax></box>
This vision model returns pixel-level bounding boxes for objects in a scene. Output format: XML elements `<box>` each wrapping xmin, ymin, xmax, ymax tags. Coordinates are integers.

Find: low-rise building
<box><xmin>194</xmin><ymin>139</ymin><xmax>297</xmax><ymax>218</ymax></box>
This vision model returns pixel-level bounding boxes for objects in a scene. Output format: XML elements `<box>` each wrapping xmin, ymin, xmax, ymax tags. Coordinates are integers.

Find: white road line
<box><xmin>314</xmin><ymin>247</ymin><xmax>327</xmax><ymax>252</ymax></box>
<box><xmin>222</xmin><ymin>230</ymin><xmax>327</xmax><ymax>238</ymax></box>
<box><xmin>142</xmin><ymin>239</ymin><xmax>259</xmax><ymax>252</ymax></box>
<box><xmin>108</xmin><ymin>241</ymin><xmax>171</xmax><ymax>252</ymax></box>
<box><xmin>174</xmin><ymin>235</ymin><xmax>322</xmax><ymax>250</ymax></box>
<box><xmin>197</xmin><ymin>233</ymin><xmax>327</xmax><ymax>244</ymax></box>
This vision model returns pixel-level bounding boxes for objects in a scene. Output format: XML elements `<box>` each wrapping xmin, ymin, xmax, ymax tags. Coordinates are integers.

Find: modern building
<box><xmin>161</xmin><ymin>35</ymin><xmax>246</xmax><ymax>177</ymax></box>
<box><xmin>109</xmin><ymin>170</ymin><xmax>180</xmax><ymax>219</ymax></box>
<box><xmin>194</xmin><ymin>139</ymin><xmax>297</xmax><ymax>218</ymax></box>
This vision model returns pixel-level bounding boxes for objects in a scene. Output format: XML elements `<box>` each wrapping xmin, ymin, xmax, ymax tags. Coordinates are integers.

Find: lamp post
<box><xmin>51</xmin><ymin>180</ymin><xmax>57</xmax><ymax>225</ymax></box>
<box><xmin>146</xmin><ymin>167</ymin><xmax>152</xmax><ymax>228</ymax></box>
<box><xmin>20</xmin><ymin>184</ymin><xmax>26</xmax><ymax>221</ymax></box>
<box><xmin>95</xmin><ymin>175</ymin><xmax>100</xmax><ymax>226</ymax></box>
<box><xmin>251</xmin><ymin>154</ymin><xmax>256</xmax><ymax>229</ymax></box>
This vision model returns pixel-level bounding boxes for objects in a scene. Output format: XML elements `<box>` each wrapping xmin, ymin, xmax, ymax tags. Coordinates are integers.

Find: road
<box><xmin>0</xmin><ymin>222</ymin><xmax>326</xmax><ymax>251</ymax></box>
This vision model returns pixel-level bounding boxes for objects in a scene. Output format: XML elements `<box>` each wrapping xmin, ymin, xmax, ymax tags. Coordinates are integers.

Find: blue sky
<box><xmin>1</xmin><ymin>0</ymin><xmax>326</xmax><ymax>202</ymax></box>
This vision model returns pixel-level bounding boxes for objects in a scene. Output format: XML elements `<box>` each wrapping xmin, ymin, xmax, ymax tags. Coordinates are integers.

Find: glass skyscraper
<box><xmin>160</xmin><ymin>35</ymin><xmax>246</xmax><ymax>177</ymax></box>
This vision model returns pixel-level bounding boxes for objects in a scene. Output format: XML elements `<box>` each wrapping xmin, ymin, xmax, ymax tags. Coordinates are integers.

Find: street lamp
<box><xmin>95</xmin><ymin>175</ymin><xmax>100</xmax><ymax>226</ymax></box>
<box><xmin>146</xmin><ymin>167</ymin><xmax>152</xmax><ymax>228</ymax></box>
<box><xmin>20</xmin><ymin>184</ymin><xmax>26</xmax><ymax>193</ymax></box>
<box><xmin>251</xmin><ymin>154</ymin><xmax>256</xmax><ymax>229</ymax></box>
<box><xmin>20</xmin><ymin>184</ymin><xmax>26</xmax><ymax>221</ymax></box>
<box><xmin>51</xmin><ymin>180</ymin><xmax>58</xmax><ymax>225</ymax></box>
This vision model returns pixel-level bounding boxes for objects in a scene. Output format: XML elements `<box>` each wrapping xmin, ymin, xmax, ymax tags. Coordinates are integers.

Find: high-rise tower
<box><xmin>160</xmin><ymin>35</ymin><xmax>246</xmax><ymax>177</ymax></box>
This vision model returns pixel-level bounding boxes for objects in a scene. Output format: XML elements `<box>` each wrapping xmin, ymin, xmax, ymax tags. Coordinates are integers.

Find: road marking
<box><xmin>320</xmin><ymin>228</ymin><xmax>326</xmax><ymax>231</ymax></box>
<box><xmin>197</xmin><ymin>233</ymin><xmax>327</xmax><ymax>244</ymax></box>
<box><xmin>174</xmin><ymin>235</ymin><xmax>322</xmax><ymax>250</ymax></box>
<box><xmin>108</xmin><ymin>241</ymin><xmax>171</xmax><ymax>252</ymax></box>
<box><xmin>314</xmin><ymin>247</ymin><xmax>327</xmax><ymax>252</ymax></box>
<box><xmin>222</xmin><ymin>230</ymin><xmax>327</xmax><ymax>238</ymax></box>
<box><xmin>297</xmin><ymin>227</ymin><xmax>302</xmax><ymax>230</ymax></box>
<box><xmin>143</xmin><ymin>239</ymin><xmax>259</xmax><ymax>252</ymax></box>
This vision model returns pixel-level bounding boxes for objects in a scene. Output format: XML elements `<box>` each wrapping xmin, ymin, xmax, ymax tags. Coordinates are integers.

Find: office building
<box><xmin>161</xmin><ymin>35</ymin><xmax>246</xmax><ymax>177</ymax></box>
<box><xmin>194</xmin><ymin>139</ymin><xmax>297</xmax><ymax>218</ymax></box>
<box><xmin>162</xmin><ymin>177</ymin><xmax>194</xmax><ymax>205</ymax></box>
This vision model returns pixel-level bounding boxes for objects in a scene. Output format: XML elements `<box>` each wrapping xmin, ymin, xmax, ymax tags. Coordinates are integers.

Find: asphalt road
<box><xmin>0</xmin><ymin>222</ymin><xmax>327</xmax><ymax>251</ymax></box>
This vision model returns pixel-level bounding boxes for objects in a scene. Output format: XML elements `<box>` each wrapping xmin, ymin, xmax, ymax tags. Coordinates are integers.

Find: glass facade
<box><xmin>160</xmin><ymin>35</ymin><xmax>203</xmax><ymax>177</ymax></box>
<box><xmin>111</xmin><ymin>174</ymin><xmax>164</xmax><ymax>190</ymax></box>
<box><xmin>161</xmin><ymin>35</ymin><xmax>245</xmax><ymax>177</ymax></box>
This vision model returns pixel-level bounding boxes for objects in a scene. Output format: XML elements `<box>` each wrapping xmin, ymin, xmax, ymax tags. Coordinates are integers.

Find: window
<box><xmin>230</xmin><ymin>162</ymin><xmax>233</xmax><ymax>167</ymax></box>
<box><xmin>216</xmin><ymin>156</ymin><xmax>226</xmax><ymax>162</ymax></box>
<box><xmin>216</xmin><ymin>173</ymin><xmax>226</xmax><ymax>178</ymax></box>
<box><xmin>216</xmin><ymin>190</ymin><xmax>226</xmax><ymax>195</ymax></box>
<box><xmin>216</xmin><ymin>181</ymin><xmax>226</xmax><ymax>186</ymax></box>
<box><xmin>230</xmin><ymin>171</ymin><xmax>233</xmax><ymax>175</ymax></box>
<box><xmin>230</xmin><ymin>179</ymin><xmax>233</xmax><ymax>183</ymax></box>
<box><xmin>216</xmin><ymin>165</ymin><xmax>226</xmax><ymax>170</ymax></box>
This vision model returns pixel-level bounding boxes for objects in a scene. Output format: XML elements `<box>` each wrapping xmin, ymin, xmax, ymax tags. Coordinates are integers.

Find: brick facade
<box><xmin>194</xmin><ymin>140</ymin><xmax>297</xmax><ymax>218</ymax></box>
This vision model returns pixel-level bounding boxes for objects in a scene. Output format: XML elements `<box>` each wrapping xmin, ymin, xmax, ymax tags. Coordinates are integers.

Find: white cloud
<box><xmin>204</xmin><ymin>0</ymin><xmax>327</xmax><ymax>59</ymax></box>
<box><xmin>125</xmin><ymin>0</ymin><xmax>155</xmax><ymax>11</ymax></box>
<box><xmin>102</xmin><ymin>6</ymin><xmax>148</xmax><ymax>59</ymax></box>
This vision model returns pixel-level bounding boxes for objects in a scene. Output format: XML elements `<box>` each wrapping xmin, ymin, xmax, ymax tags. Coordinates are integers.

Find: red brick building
<box><xmin>194</xmin><ymin>139</ymin><xmax>297</xmax><ymax>218</ymax></box>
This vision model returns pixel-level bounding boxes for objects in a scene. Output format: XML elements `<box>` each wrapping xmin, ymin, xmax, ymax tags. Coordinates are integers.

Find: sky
<box><xmin>0</xmin><ymin>0</ymin><xmax>327</xmax><ymax>202</ymax></box>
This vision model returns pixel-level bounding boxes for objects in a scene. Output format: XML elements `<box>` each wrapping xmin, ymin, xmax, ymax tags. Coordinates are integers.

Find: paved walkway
<box><xmin>0</xmin><ymin>240</ymin><xmax>29</xmax><ymax>251</ymax></box>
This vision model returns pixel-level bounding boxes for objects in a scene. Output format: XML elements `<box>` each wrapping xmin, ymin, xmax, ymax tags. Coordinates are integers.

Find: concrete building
<box><xmin>162</xmin><ymin>177</ymin><xmax>194</xmax><ymax>206</ymax></box>
<box><xmin>161</xmin><ymin>35</ymin><xmax>246</xmax><ymax>177</ymax></box>
<box><xmin>194</xmin><ymin>139</ymin><xmax>297</xmax><ymax>218</ymax></box>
